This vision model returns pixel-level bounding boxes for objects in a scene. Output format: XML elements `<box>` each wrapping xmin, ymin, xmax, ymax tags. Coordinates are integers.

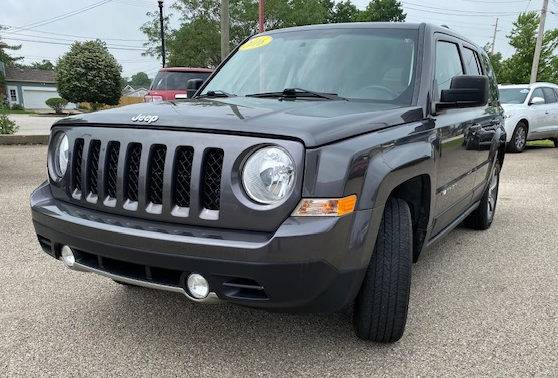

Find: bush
<box><xmin>57</xmin><ymin>40</ymin><xmax>122</xmax><ymax>108</ymax></box>
<box><xmin>10</xmin><ymin>103</ymin><xmax>24</xmax><ymax>111</ymax></box>
<box><xmin>45</xmin><ymin>97</ymin><xmax>68</xmax><ymax>114</ymax></box>
<box><xmin>0</xmin><ymin>113</ymin><xmax>18</xmax><ymax>134</ymax></box>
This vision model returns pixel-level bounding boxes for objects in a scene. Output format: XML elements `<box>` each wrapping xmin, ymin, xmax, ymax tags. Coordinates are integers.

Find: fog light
<box><xmin>60</xmin><ymin>245</ymin><xmax>75</xmax><ymax>267</ymax></box>
<box><xmin>186</xmin><ymin>273</ymin><xmax>209</xmax><ymax>299</ymax></box>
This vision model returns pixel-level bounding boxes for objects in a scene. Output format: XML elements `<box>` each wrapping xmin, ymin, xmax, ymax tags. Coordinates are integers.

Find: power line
<box><xmin>2</xmin><ymin>37</ymin><xmax>145</xmax><ymax>51</ymax></box>
<box><xmin>7</xmin><ymin>0</ymin><xmax>114</xmax><ymax>33</ymax></box>
<box><xmin>6</xmin><ymin>32</ymin><xmax>144</xmax><ymax>49</ymax></box>
<box><xmin>4</xmin><ymin>27</ymin><xmax>147</xmax><ymax>42</ymax></box>
<box><xmin>402</xmin><ymin>1</ymin><xmax>524</xmax><ymax>16</ymax></box>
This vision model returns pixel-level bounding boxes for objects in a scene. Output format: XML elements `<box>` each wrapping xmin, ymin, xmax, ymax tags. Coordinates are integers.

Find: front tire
<box><xmin>353</xmin><ymin>198</ymin><xmax>412</xmax><ymax>343</ymax></box>
<box><xmin>508</xmin><ymin>122</ymin><xmax>528</xmax><ymax>153</ymax></box>
<box><xmin>466</xmin><ymin>161</ymin><xmax>501</xmax><ymax>230</ymax></box>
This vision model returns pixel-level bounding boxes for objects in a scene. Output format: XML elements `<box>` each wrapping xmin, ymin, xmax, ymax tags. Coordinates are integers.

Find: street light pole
<box><xmin>220</xmin><ymin>0</ymin><xmax>230</xmax><ymax>60</ymax></box>
<box><xmin>530</xmin><ymin>0</ymin><xmax>549</xmax><ymax>83</ymax></box>
<box><xmin>158</xmin><ymin>0</ymin><xmax>166</xmax><ymax>67</ymax></box>
<box><xmin>258</xmin><ymin>0</ymin><xmax>265</xmax><ymax>33</ymax></box>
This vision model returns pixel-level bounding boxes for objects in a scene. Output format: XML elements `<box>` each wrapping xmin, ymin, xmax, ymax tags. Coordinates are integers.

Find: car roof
<box><xmin>260</xmin><ymin>22</ymin><xmax>480</xmax><ymax>51</ymax></box>
<box><xmin>499</xmin><ymin>82</ymin><xmax>558</xmax><ymax>89</ymax></box>
<box><xmin>159</xmin><ymin>67</ymin><xmax>213</xmax><ymax>73</ymax></box>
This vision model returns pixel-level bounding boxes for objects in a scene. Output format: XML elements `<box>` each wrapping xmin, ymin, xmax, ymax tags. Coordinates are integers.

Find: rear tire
<box><xmin>353</xmin><ymin>198</ymin><xmax>412</xmax><ymax>343</ymax></box>
<box><xmin>507</xmin><ymin>122</ymin><xmax>527</xmax><ymax>153</ymax></box>
<box><xmin>466</xmin><ymin>161</ymin><xmax>501</xmax><ymax>230</ymax></box>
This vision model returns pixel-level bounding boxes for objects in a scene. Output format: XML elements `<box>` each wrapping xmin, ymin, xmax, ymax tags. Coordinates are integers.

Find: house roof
<box><xmin>4</xmin><ymin>67</ymin><xmax>56</xmax><ymax>83</ymax></box>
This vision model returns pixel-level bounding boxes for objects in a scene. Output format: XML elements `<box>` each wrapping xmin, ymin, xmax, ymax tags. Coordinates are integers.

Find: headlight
<box><xmin>52</xmin><ymin>133</ymin><xmax>69</xmax><ymax>178</ymax></box>
<box><xmin>242</xmin><ymin>146</ymin><xmax>295</xmax><ymax>204</ymax></box>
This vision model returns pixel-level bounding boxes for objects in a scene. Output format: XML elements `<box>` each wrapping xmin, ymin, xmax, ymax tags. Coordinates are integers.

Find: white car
<box><xmin>499</xmin><ymin>83</ymin><xmax>558</xmax><ymax>152</ymax></box>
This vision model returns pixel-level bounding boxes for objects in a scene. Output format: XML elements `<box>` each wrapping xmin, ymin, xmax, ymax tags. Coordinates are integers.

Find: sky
<box><xmin>1</xmin><ymin>0</ymin><xmax>557</xmax><ymax>78</ymax></box>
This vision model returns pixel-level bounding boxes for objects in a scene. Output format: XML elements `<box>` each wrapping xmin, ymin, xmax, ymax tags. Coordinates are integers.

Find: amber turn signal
<box><xmin>292</xmin><ymin>195</ymin><xmax>357</xmax><ymax>217</ymax></box>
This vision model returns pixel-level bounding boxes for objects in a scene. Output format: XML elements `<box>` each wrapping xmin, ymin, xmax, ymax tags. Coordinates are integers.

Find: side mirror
<box><xmin>186</xmin><ymin>78</ymin><xmax>204</xmax><ymax>98</ymax></box>
<box><xmin>529</xmin><ymin>96</ymin><xmax>545</xmax><ymax>106</ymax></box>
<box><xmin>436</xmin><ymin>75</ymin><xmax>489</xmax><ymax>111</ymax></box>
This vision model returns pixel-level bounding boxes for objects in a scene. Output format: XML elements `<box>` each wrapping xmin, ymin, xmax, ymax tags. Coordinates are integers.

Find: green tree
<box><xmin>15</xmin><ymin>59</ymin><xmax>56</xmax><ymax>71</ymax></box>
<box><xmin>31</xmin><ymin>60</ymin><xmax>55</xmax><ymax>70</ymax></box>
<box><xmin>483</xmin><ymin>43</ymin><xmax>504</xmax><ymax>82</ymax></box>
<box><xmin>0</xmin><ymin>26</ymin><xmax>22</xmax><ymax>66</ymax></box>
<box><xmin>330</xmin><ymin>1</ymin><xmax>360</xmax><ymax>23</ymax></box>
<box><xmin>56</xmin><ymin>40</ymin><xmax>122</xmax><ymax>109</ymax></box>
<box><xmin>358</xmin><ymin>0</ymin><xmax>406</xmax><ymax>22</ymax></box>
<box><xmin>140</xmin><ymin>10</ymin><xmax>171</xmax><ymax>61</ymax></box>
<box><xmin>129</xmin><ymin>71</ymin><xmax>152</xmax><ymax>88</ymax></box>
<box><xmin>497</xmin><ymin>12</ymin><xmax>558</xmax><ymax>84</ymax></box>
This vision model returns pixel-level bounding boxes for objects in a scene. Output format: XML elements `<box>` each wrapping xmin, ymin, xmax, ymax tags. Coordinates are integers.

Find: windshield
<box><xmin>202</xmin><ymin>28</ymin><xmax>418</xmax><ymax>104</ymax></box>
<box><xmin>499</xmin><ymin>88</ymin><xmax>530</xmax><ymax>104</ymax></box>
<box><xmin>151</xmin><ymin>71</ymin><xmax>211</xmax><ymax>90</ymax></box>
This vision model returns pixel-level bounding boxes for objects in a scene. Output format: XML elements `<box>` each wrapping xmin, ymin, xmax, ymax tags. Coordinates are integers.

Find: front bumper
<box><xmin>31</xmin><ymin>182</ymin><xmax>377</xmax><ymax>312</ymax></box>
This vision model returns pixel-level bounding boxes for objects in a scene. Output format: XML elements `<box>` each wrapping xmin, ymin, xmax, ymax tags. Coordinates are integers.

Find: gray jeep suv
<box><xmin>31</xmin><ymin>23</ymin><xmax>506</xmax><ymax>342</ymax></box>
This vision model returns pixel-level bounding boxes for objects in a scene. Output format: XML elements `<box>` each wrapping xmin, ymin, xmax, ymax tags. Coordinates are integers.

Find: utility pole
<box><xmin>491</xmin><ymin>18</ymin><xmax>499</xmax><ymax>54</ymax></box>
<box><xmin>530</xmin><ymin>0</ymin><xmax>549</xmax><ymax>83</ymax></box>
<box><xmin>220</xmin><ymin>0</ymin><xmax>230</xmax><ymax>61</ymax></box>
<box><xmin>259</xmin><ymin>0</ymin><xmax>265</xmax><ymax>33</ymax></box>
<box><xmin>158</xmin><ymin>0</ymin><xmax>166</xmax><ymax>67</ymax></box>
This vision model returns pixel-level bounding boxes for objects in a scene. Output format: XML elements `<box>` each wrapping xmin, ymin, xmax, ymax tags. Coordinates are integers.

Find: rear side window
<box><xmin>435</xmin><ymin>41</ymin><xmax>464</xmax><ymax>97</ymax></box>
<box><xmin>462</xmin><ymin>47</ymin><xmax>482</xmax><ymax>75</ymax></box>
<box><xmin>151</xmin><ymin>71</ymin><xmax>211</xmax><ymax>90</ymax></box>
<box><xmin>542</xmin><ymin>87</ymin><xmax>557</xmax><ymax>103</ymax></box>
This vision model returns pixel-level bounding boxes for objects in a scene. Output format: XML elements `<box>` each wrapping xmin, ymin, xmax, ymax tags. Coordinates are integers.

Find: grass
<box><xmin>527</xmin><ymin>139</ymin><xmax>555</xmax><ymax>148</ymax></box>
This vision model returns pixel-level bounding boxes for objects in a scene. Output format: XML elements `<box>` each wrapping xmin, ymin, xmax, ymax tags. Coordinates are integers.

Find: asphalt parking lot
<box><xmin>1</xmin><ymin>144</ymin><xmax>557</xmax><ymax>376</ymax></box>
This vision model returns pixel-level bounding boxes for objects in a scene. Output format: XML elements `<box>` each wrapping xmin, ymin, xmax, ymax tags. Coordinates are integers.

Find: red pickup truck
<box><xmin>145</xmin><ymin>67</ymin><xmax>213</xmax><ymax>102</ymax></box>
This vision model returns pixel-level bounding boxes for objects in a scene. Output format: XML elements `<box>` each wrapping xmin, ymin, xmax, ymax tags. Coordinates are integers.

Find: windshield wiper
<box><xmin>246</xmin><ymin>88</ymin><xmax>347</xmax><ymax>101</ymax></box>
<box><xmin>199</xmin><ymin>90</ymin><xmax>236</xmax><ymax>98</ymax></box>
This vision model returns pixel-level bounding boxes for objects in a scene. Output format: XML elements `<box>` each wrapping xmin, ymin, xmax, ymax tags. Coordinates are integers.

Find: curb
<box><xmin>0</xmin><ymin>135</ymin><xmax>49</xmax><ymax>145</ymax></box>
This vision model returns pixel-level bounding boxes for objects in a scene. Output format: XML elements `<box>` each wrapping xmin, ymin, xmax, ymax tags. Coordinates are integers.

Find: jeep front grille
<box><xmin>67</xmin><ymin>137</ymin><xmax>224</xmax><ymax>218</ymax></box>
<box><xmin>54</xmin><ymin>126</ymin><xmax>303</xmax><ymax>231</ymax></box>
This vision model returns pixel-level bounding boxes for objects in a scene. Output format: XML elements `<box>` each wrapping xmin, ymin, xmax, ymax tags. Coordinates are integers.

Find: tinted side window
<box><xmin>531</xmin><ymin>88</ymin><xmax>545</xmax><ymax>103</ymax></box>
<box><xmin>435</xmin><ymin>41</ymin><xmax>464</xmax><ymax>97</ymax></box>
<box><xmin>542</xmin><ymin>87</ymin><xmax>557</xmax><ymax>103</ymax></box>
<box><xmin>462</xmin><ymin>47</ymin><xmax>482</xmax><ymax>75</ymax></box>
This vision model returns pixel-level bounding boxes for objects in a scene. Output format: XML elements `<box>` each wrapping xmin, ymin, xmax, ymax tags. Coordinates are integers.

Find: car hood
<box><xmin>55</xmin><ymin>97</ymin><xmax>424</xmax><ymax>147</ymax></box>
<box><xmin>501</xmin><ymin>103</ymin><xmax>525</xmax><ymax>113</ymax></box>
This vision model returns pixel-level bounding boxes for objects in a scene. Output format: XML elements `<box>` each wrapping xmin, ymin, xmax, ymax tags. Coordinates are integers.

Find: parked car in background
<box><xmin>144</xmin><ymin>67</ymin><xmax>213</xmax><ymax>102</ymax></box>
<box><xmin>499</xmin><ymin>83</ymin><xmax>558</xmax><ymax>152</ymax></box>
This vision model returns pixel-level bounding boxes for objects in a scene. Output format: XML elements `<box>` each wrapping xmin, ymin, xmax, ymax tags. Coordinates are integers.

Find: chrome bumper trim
<box><xmin>66</xmin><ymin>260</ymin><xmax>220</xmax><ymax>303</ymax></box>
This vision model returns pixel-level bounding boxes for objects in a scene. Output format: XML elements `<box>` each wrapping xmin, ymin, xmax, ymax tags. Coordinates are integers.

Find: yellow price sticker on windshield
<box><xmin>240</xmin><ymin>36</ymin><xmax>273</xmax><ymax>51</ymax></box>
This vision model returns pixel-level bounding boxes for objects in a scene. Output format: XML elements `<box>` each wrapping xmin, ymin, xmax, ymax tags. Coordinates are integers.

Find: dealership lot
<box><xmin>0</xmin><ymin>145</ymin><xmax>556</xmax><ymax>376</ymax></box>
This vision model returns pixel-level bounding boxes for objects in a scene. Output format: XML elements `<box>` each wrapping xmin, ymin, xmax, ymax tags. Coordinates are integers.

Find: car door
<box><xmin>430</xmin><ymin>37</ymin><xmax>487</xmax><ymax>236</ymax></box>
<box><xmin>537</xmin><ymin>87</ymin><xmax>558</xmax><ymax>139</ymax></box>
<box><xmin>527</xmin><ymin>87</ymin><xmax>550</xmax><ymax>138</ymax></box>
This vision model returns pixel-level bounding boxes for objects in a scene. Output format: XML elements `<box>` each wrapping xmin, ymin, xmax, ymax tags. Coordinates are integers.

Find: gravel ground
<box><xmin>0</xmin><ymin>145</ymin><xmax>557</xmax><ymax>377</ymax></box>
